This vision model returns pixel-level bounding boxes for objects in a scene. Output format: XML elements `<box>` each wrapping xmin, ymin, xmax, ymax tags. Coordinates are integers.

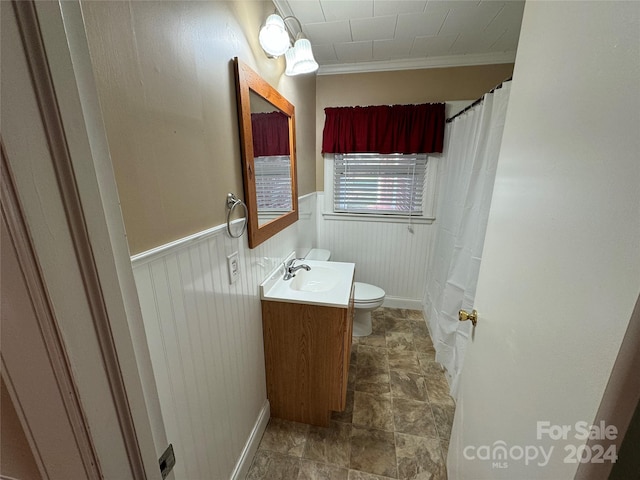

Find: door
<box><xmin>2</xmin><ymin>1</ymin><xmax>164</xmax><ymax>477</ymax></box>
<box><xmin>447</xmin><ymin>2</ymin><xmax>640</xmax><ymax>479</ymax></box>
<box><xmin>1</xmin><ymin>203</ymin><xmax>95</xmax><ymax>479</ymax></box>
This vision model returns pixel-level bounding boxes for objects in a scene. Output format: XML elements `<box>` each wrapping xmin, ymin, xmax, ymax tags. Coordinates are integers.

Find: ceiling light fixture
<box><xmin>259</xmin><ymin>14</ymin><xmax>318</xmax><ymax>75</ymax></box>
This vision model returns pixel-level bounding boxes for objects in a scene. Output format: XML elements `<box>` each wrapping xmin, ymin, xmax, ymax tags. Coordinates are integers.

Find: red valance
<box><xmin>322</xmin><ymin>103</ymin><xmax>445</xmax><ymax>154</ymax></box>
<box><xmin>251</xmin><ymin>111</ymin><xmax>290</xmax><ymax>157</ymax></box>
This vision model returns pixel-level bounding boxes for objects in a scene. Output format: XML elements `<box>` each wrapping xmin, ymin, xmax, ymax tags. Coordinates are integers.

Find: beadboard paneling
<box><xmin>317</xmin><ymin>193</ymin><xmax>433</xmax><ymax>304</ymax></box>
<box><xmin>132</xmin><ymin>194</ymin><xmax>315</xmax><ymax>479</ymax></box>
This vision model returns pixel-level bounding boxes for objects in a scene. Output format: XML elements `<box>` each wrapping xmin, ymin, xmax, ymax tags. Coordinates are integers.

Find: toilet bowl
<box><xmin>352</xmin><ymin>282</ymin><xmax>385</xmax><ymax>336</ymax></box>
<box><xmin>305</xmin><ymin>249</ymin><xmax>385</xmax><ymax>337</ymax></box>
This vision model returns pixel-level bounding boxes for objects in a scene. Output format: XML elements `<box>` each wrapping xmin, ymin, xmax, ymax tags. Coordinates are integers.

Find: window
<box><xmin>333</xmin><ymin>153</ymin><xmax>428</xmax><ymax>216</ymax></box>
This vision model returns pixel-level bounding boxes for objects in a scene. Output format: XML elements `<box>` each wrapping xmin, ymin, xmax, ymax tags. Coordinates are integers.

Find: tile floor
<box><xmin>246</xmin><ymin>307</ymin><xmax>455</xmax><ymax>480</ymax></box>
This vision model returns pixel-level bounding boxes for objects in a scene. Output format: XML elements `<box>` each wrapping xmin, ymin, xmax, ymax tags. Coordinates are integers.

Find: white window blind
<box><xmin>255</xmin><ymin>155</ymin><xmax>293</xmax><ymax>211</ymax></box>
<box><xmin>333</xmin><ymin>153</ymin><xmax>427</xmax><ymax>215</ymax></box>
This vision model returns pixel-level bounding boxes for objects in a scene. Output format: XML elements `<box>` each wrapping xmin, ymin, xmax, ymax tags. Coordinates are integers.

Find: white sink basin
<box><xmin>260</xmin><ymin>259</ymin><xmax>355</xmax><ymax>308</ymax></box>
<box><xmin>290</xmin><ymin>266</ymin><xmax>340</xmax><ymax>292</ymax></box>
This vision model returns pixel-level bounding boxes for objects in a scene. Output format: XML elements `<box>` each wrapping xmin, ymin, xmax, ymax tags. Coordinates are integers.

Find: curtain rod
<box><xmin>446</xmin><ymin>76</ymin><xmax>512</xmax><ymax>124</ymax></box>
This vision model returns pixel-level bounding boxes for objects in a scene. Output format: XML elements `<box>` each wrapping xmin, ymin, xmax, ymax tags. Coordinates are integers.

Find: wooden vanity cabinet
<box><xmin>261</xmin><ymin>281</ymin><xmax>355</xmax><ymax>427</ymax></box>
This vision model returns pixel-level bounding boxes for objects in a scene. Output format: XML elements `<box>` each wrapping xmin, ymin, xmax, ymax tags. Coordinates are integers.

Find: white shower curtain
<box><xmin>424</xmin><ymin>82</ymin><xmax>511</xmax><ymax>398</ymax></box>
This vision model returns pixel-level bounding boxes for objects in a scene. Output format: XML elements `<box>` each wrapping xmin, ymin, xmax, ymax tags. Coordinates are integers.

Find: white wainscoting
<box><xmin>130</xmin><ymin>189</ymin><xmax>433</xmax><ymax>478</ymax></box>
<box><xmin>317</xmin><ymin>193</ymin><xmax>433</xmax><ymax>308</ymax></box>
<box><xmin>131</xmin><ymin>194</ymin><xmax>315</xmax><ymax>480</ymax></box>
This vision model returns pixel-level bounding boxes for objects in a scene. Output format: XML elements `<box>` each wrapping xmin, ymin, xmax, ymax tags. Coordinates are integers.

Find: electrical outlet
<box><xmin>227</xmin><ymin>251</ymin><xmax>240</xmax><ymax>284</ymax></box>
<box><xmin>159</xmin><ymin>444</ymin><xmax>175</xmax><ymax>479</ymax></box>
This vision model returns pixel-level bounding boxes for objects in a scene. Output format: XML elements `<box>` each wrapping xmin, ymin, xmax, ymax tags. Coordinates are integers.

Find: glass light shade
<box><xmin>284</xmin><ymin>47</ymin><xmax>297</xmax><ymax>76</ymax></box>
<box><xmin>259</xmin><ymin>14</ymin><xmax>290</xmax><ymax>56</ymax></box>
<box><xmin>285</xmin><ymin>38</ymin><xmax>319</xmax><ymax>76</ymax></box>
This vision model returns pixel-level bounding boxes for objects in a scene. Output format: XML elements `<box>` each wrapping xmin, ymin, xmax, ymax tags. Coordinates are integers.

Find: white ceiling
<box><xmin>273</xmin><ymin>0</ymin><xmax>525</xmax><ymax>75</ymax></box>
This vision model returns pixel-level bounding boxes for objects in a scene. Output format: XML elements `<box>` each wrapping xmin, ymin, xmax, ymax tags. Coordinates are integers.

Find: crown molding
<box><xmin>317</xmin><ymin>51</ymin><xmax>517</xmax><ymax>76</ymax></box>
<box><xmin>273</xmin><ymin>0</ymin><xmax>293</xmax><ymax>18</ymax></box>
<box><xmin>272</xmin><ymin>0</ymin><xmax>301</xmax><ymax>37</ymax></box>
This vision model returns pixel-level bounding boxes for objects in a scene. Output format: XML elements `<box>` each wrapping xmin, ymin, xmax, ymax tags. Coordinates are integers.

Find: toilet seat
<box><xmin>354</xmin><ymin>282</ymin><xmax>385</xmax><ymax>309</ymax></box>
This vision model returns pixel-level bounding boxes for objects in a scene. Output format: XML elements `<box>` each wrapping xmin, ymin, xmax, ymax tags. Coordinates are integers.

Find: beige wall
<box><xmin>315</xmin><ymin>64</ymin><xmax>514</xmax><ymax>189</ymax></box>
<box><xmin>82</xmin><ymin>0</ymin><xmax>511</xmax><ymax>253</ymax></box>
<box><xmin>82</xmin><ymin>0</ymin><xmax>316</xmax><ymax>254</ymax></box>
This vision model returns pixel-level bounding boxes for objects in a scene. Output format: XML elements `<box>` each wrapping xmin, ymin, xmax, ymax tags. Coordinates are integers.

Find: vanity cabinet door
<box><xmin>261</xmin><ymin>292</ymin><xmax>354</xmax><ymax>427</ymax></box>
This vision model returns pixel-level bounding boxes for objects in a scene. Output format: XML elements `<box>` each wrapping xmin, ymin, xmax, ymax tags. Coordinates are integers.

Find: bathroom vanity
<box><xmin>260</xmin><ymin>259</ymin><xmax>355</xmax><ymax>426</ymax></box>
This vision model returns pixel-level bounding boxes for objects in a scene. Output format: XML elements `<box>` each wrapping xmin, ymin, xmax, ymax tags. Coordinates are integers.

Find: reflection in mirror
<box><xmin>234</xmin><ymin>58</ymin><xmax>298</xmax><ymax>248</ymax></box>
<box><xmin>249</xmin><ymin>91</ymin><xmax>293</xmax><ymax>226</ymax></box>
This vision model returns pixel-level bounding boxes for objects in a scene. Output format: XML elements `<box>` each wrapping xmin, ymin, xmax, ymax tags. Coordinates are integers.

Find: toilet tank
<box><xmin>305</xmin><ymin>249</ymin><xmax>331</xmax><ymax>261</ymax></box>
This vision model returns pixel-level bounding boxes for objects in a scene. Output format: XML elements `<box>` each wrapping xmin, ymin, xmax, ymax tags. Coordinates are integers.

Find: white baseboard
<box><xmin>230</xmin><ymin>400</ymin><xmax>270</xmax><ymax>480</ymax></box>
<box><xmin>383</xmin><ymin>296</ymin><xmax>424</xmax><ymax>310</ymax></box>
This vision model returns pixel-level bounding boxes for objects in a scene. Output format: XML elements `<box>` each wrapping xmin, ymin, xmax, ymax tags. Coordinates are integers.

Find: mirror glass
<box><xmin>249</xmin><ymin>91</ymin><xmax>293</xmax><ymax>227</ymax></box>
<box><xmin>234</xmin><ymin>58</ymin><xmax>298</xmax><ymax>248</ymax></box>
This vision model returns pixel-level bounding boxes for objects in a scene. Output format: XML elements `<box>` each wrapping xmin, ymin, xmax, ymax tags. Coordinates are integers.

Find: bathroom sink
<box><xmin>290</xmin><ymin>266</ymin><xmax>340</xmax><ymax>292</ymax></box>
<box><xmin>260</xmin><ymin>258</ymin><xmax>355</xmax><ymax>308</ymax></box>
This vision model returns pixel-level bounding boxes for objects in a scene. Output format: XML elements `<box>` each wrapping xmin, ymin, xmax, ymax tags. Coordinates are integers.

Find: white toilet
<box><xmin>305</xmin><ymin>249</ymin><xmax>385</xmax><ymax>336</ymax></box>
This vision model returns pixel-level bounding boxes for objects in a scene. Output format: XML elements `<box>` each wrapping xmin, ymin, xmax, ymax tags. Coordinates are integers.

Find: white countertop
<box><xmin>260</xmin><ymin>259</ymin><xmax>355</xmax><ymax>308</ymax></box>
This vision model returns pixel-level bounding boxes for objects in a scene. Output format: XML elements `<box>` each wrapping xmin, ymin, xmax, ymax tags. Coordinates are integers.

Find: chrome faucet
<box><xmin>283</xmin><ymin>258</ymin><xmax>310</xmax><ymax>280</ymax></box>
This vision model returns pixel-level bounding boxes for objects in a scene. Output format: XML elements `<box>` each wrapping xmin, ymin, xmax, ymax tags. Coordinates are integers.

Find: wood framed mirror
<box><xmin>234</xmin><ymin>58</ymin><xmax>298</xmax><ymax>248</ymax></box>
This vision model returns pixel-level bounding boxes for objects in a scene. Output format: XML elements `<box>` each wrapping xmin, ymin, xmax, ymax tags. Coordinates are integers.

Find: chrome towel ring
<box><xmin>226</xmin><ymin>193</ymin><xmax>248</xmax><ymax>238</ymax></box>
